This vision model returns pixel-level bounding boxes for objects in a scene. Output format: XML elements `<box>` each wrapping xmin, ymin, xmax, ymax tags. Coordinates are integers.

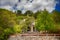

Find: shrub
<box><xmin>0</xmin><ymin>27</ymin><xmax>14</xmax><ymax>40</ymax></box>
<box><xmin>13</xmin><ymin>25</ymin><xmax>22</xmax><ymax>33</ymax></box>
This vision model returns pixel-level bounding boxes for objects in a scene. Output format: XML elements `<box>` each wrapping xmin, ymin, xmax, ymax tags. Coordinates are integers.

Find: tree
<box><xmin>35</xmin><ymin>9</ymin><xmax>54</xmax><ymax>33</ymax></box>
<box><xmin>0</xmin><ymin>9</ymin><xmax>16</xmax><ymax>29</ymax></box>
<box><xmin>53</xmin><ymin>10</ymin><xmax>60</xmax><ymax>24</ymax></box>
<box><xmin>0</xmin><ymin>9</ymin><xmax>17</xmax><ymax>40</ymax></box>
<box><xmin>52</xmin><ymin>10</ymin><xmax>60</xmax><ymax>33</ymax></box>
<box><xmin>34</xmin><ymin>11</ymin><xmax>41</xmax><ymax>19</ymax></box>
<box><xmin>16</xmin><ymin>10</ymin><xmax>22</xmax><ymax>16</ymax></box>
<box><xmin>24</xmin><ymin>10</ymin><xmax>33</xmax><ymax>16</ymax></box>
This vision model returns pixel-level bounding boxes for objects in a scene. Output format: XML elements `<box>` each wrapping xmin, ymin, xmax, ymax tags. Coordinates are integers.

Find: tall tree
<box><xmin>35</xmin><ymin>9</ymin><xmax>54</xmax><ymax>33</ymax></box>
<box><xmin>0</xmin><ymin>9</ymin><xmax>16</xmax><ymax>29</ymax></box>
<box><xmin>53</xmin><ymin>10</ymin><xmax>60</xmax><ymax>24</ymax></box>
<box><xmin>24</xmin><ymin>10</ymin><xmax>33</xmax><ymax>16</ymax></box>
<box><xmin>52</xmin><ymin>10</ymin><xmax>60</xmax><ymax>33</ymax></box>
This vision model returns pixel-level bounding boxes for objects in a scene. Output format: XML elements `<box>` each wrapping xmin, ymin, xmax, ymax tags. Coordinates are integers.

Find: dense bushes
<box><xmin>0</xmin><ymin>9</ymin><xmax>22</xmax><ymax>40</ymax></box>
<box><xmin>35</xmin><ymin>10</ymin><xmax>60</xmax><ymax>33</ymax></box>
<box><xmin>0</xmin><ymin>27</ymin><xmax>13</xmax><ymax>40</ymax></box>
<box><xmin>0</xmin><ymin>8</ymin><xmax>60</xmax><ymax>40</ymax></box>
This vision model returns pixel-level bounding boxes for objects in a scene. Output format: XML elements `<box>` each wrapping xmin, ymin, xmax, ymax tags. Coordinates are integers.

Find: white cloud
<box><xmin>0</xmin><ymin>0</ymin><xmax>56</xmax><ymax>13</ymax></box>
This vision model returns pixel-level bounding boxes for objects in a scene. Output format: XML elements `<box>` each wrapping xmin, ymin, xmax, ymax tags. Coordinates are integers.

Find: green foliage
<box><xmin>35</xmin><ymin>9</ymin><xmax>55</xmax><ymax>32</ymax></box>
<box><xmin>0</xmin><ymin>8</ymin><xmax>16</xmax><ymax>40</ymax></box>
<box><xmin>34</xmin><ymin>11</ymin><xmax>41</xmax><ymax>19</ymax></box>
<box><xmin>0</xmin><ymin>8</ymin><xmax>60</xmax><ymax>40</ymax></box>
<box><xmin>24</xmin><ymin>10</ymin><xmax>34</xmax><ymax>16</ymax></box>
<box><xmin>16</xmin><ymin>10</ymin><xmax>22</xmax><ymax>16</ymax></box>
<box><xmin>13</xmin><ymin>25</ymin><xmax>22</xmax><ymax>33</ymax></box>
<box><xmin>0</xmin><ymin>8</ymin><xmax>16</xmax><ymax>29</ymax></box>
<box><xmin>17</xmin><ymin>16</ymin><xmax>35</xmax><ymax>33</ymax></box>
<box><xmin>53</xmin><ymin>10</ymin><xmax>60</xmax><ymax>24</ymax></box>
<box><xmin>52</xmin><ymin>10</ymin><xmax>60</xmax><ymax>33</ymax></box>
<box><xmin>0</xmin><ymin>27</ymin><xmax>14</xmax><ymax>40</ymax></box>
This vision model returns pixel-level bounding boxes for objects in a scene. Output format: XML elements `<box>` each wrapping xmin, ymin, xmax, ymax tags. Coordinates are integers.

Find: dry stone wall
<box><xmin>8</xmin><ymin>34</ymin><xmax>60</xmax><ymax>40</ymax></box>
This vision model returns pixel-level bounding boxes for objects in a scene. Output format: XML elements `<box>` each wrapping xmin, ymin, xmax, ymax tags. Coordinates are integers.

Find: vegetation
<box><xmin>0</xmin><ymin>8</ymin><xmax>60</xmax><ymax>40</ymax></box>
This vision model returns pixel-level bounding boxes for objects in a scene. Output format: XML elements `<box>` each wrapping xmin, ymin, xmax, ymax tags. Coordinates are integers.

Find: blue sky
<box><xmin>0</xmin><ymin>0</ymin><xmax>60</xmax><ymax>13</ymax></box>
<box><xmin>55</xmin><ymin>0</ymin><xmax>60</xmax><ymax>12</ymax></box>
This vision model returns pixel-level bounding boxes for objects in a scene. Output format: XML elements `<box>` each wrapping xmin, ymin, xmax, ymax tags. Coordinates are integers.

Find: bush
<box><xmin>0</xmin><ymin>27</ymin><xmax>14</xmax><ymax>40</ymax></box>
<box><xmin>13</xmin><ymin>25</ymin><xmax>22</xmax><ymax>33</ymax></box>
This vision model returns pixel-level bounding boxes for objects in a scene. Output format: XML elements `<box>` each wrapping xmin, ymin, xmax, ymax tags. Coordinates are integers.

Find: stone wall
<box><xmin>8</xmin><ymin>34</ymin><xmax>60</xmax><ymax>40</ymax></box>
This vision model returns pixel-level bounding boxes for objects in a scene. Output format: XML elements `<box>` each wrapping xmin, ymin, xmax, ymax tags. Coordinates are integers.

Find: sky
<box><xmin>0</xmin><ymin>0</ymin><xmax>60</xmax><ymax>13</ymax></box>
<box><xmin>55</xmin><ymin>0</ymin><xmax>60</xmax><ymax>12</ymax></box>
